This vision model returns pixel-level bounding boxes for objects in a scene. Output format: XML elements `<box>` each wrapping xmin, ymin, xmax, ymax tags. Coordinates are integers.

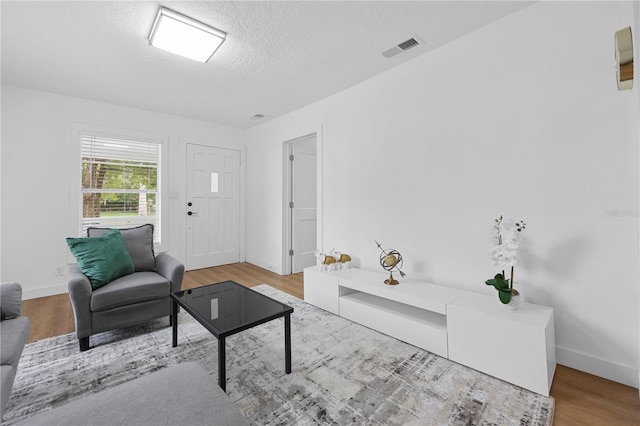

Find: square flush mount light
<box><xmin>149</xmin><ymin>7</ymin><xmax>226</xmax><ymax>63</ymax></box>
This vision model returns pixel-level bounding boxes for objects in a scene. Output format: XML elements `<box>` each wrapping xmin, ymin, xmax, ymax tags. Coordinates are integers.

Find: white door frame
<box><xmin>183</xmin><ymin>138</ymin><xmax>246</xmax><ymax>270</ymax></box>
<box><xmin>282</xmin><ymin>129</ymin><xmax>323</xmax><ymax>275</ymax></box>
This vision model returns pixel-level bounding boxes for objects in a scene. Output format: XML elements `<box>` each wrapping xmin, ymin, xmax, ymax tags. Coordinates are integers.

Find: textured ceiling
<box><xmin>1</xmin><ymin>1</ymin><xmax>534</xmax><ymax>128</ymax></box>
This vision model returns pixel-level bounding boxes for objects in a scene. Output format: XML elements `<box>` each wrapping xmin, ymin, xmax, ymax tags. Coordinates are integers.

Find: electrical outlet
<box><xmin>54</xmin><ymin>265</ymin><xmax>65</xmax><ymax>276</ymax></box>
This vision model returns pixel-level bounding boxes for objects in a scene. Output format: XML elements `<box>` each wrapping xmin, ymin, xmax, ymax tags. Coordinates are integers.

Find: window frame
<box><xmin>69</xmin><ymin>124</ymin><xmax>169</xmax><ymax>255</ymax></box>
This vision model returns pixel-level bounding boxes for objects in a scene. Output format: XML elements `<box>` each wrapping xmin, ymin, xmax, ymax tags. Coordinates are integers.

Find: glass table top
<box><xmin>171</xmin><ymin>281</ymin><xmax>293</xmax><ymax>338</ymax></box>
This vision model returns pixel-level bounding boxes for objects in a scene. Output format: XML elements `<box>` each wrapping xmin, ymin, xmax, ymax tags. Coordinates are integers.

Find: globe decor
<box><xmin>375</xmin><ymin>241</ymin><xmax>406</xmax><ymax>285</ymax></box>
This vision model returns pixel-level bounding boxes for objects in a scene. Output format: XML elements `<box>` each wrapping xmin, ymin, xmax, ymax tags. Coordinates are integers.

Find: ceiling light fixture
<box><xmin>148</xmin><ymin>7</ymin><xmax>226</xmax><ymax>63</ymax></box>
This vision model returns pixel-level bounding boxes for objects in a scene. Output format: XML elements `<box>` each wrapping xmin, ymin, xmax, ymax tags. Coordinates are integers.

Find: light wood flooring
<box><xmin>21</xmin><ymin>262</ymin><xmax>640</xmax><ymax>425</ymax></box>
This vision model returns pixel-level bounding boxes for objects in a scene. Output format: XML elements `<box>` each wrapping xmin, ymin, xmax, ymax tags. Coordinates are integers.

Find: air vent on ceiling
<box><xmin>382</xmin><ymin>35</ymin><xmax>423</xmax><ymax>59</ymax></box>
<box><xmin>398</xmin><ymin>38</ymin><xmax>419</xmax><ymax>51</ymax></box>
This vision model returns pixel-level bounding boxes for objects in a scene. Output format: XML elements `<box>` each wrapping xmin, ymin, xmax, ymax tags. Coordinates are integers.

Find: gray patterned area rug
<box><xmin>4</xmin><ymin>285</ymin><xmax>554</xmax><ymax>425</ymax></box>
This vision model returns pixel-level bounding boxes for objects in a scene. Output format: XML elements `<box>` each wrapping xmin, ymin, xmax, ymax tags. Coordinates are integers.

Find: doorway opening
<box><xmin>284</xmin><ymin>134</ymin><xmax>318</xmax><ymax>274</ymax></box>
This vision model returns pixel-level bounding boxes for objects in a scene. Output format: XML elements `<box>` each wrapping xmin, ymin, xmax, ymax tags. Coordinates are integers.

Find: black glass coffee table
<box><xmin>171</xmin><ymin>281</ymin><xmax>294</xmax><ymax>392</ymax></box>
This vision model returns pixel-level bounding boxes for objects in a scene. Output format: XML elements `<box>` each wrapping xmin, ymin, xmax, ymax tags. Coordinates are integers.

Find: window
<box><xmin>80</xmin><ymin>134</ymin><xmax>162</xmax><ymax>243</ymax></box>
<box><xmin>210</xmin><ymin>172</ymin><xmax>219</xmax><ymax>193</ymax></box>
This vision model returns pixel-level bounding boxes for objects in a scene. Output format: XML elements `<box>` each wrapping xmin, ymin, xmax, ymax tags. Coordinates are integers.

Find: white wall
<box><xmin>246</xmin><ymin>2</ymin><xmax>639</xmax><ymax>387</ymax></box>
<box><xmin>1</xmin><ymin>85</ymin><xmax>245</xmax><ymax>299</ymax></box>
<box><xmin>244</xmin><ymin>120</ymin><xmax>324</xmax><ymax>272</ymax></box>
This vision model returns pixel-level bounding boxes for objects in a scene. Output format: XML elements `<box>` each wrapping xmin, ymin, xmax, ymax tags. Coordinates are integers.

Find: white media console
<box><xmin>304</xmin><ymin>267</ymin><xmax>556</xmax><ymax>396</ymax></box>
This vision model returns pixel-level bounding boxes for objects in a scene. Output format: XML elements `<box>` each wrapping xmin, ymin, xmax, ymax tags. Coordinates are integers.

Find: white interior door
<box><xmin>290</xmin><ymin>136</ymin><xmax>317</xmax><ymax>273</ymax></box>
<box><xmin>186</xmin><ymin>144</ymin><xmax>240</xmax><ymax>270</ymax></box>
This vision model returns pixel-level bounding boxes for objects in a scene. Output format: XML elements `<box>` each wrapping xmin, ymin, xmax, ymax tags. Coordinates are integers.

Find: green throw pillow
<box><xmin>66</xmin><ymin>229</ymin><xmax>135</xmax><ymax>290</ymax></box>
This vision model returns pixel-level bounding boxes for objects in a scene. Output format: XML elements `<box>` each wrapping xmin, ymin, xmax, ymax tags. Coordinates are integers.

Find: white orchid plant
<box><xmin>485</xmin><ymin>216</ymin><xmax>526</xmax><ymax>304</ymax></box>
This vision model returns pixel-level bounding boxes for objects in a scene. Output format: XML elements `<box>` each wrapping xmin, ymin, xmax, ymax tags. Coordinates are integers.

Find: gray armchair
<box><xmin>67</xmin><ymin>225</ymin><xmax>184</xmax><ymax>351</ymax></box>
<box><xmin>1</xmin><ymin>282</ymin><xmax>30</xmax><ymax>418</ymax></box>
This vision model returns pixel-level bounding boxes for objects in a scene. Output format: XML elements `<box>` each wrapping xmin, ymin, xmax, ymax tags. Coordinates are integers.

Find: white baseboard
<box><xmin>23</xmin><ymin>283</ymin><xmax>68</xmax><ymax>300</ymax></box>
<box><xmin>24</xmin><ymin>258</ymin><xmax>278</xmax><ymax>299</ymax></box>
<box><xmin>246</xmin><ymin>257</ymin><xmax>283</xmax><ymax>275</ymax></box>
<box><xmin>557</xmin><ymin>346</ymin><xmax>638</xmax><ymax>388</ymax></box>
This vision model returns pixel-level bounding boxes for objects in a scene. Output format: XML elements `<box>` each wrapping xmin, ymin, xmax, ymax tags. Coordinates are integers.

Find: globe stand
<box><xmin>384</xmin><ymin>272</ymin><xmax>399</xmax><ymax>285</ymax></box>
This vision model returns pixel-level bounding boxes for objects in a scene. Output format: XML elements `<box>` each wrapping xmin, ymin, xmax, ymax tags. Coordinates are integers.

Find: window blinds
<box><xmin>80</xmin><ymin>135</ymin><xmax>160</xmax><ymax>241</ymax></box>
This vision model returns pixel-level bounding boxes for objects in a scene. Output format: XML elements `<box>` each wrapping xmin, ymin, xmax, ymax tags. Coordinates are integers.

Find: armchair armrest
<box><xmin>67</xmin><ymin>265</ymin><xmax>93</xmax><ymax>339</ymax></box>
<box><xmin>1</xmin><ymin>282</ymin><xmax>23</xmax><ymax>320</ymax></box>
<box><xmin>155</xmin><ymin>253</ymin><xmax>185</xmax><ymax>293</ymax></box>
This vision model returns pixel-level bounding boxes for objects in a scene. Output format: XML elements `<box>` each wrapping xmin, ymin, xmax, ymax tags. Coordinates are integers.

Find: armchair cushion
<box><xmin>88</xmin><ymin>224</ymin><xmax>156</xmax><ymax>272</ymax></box>
<box><xmin>67</xmin><ymin>229</ymin><xmax>135</xmax><ymax>290</ymax></box>
<box><xmin>90</xmin><ymin>272</ymin><xmax>170</xmax><ymax>312</ymax></box>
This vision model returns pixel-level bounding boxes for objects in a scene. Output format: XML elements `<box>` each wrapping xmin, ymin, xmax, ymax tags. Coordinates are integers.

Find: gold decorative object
<box><xmin>375</xmin><ymin>241</ymin><xmax>406</xmax><ymax>285</ymax></box>
<box><xmin>383</xmin><ymin>254</ymin><xmax>398</xmax><ymax>268</ymax></box>
<box><xmin>322</xmin><ymin>255</ymin><xmax>337</xmax><ymax>267</ymax></box>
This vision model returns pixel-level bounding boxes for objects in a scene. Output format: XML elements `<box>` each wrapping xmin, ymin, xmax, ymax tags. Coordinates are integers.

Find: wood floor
<box><xmin>21</xmin><ymin>262</ymin><xmax>639</xmax><ymax>425</ymax></box>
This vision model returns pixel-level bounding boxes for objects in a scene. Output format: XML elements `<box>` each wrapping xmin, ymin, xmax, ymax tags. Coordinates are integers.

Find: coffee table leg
<box><xmin>285</xmin><ymin>313</ymin><xmax>291</xmax><ymax>374</ymax></box>
<box><xmin>218</xmin><ymin>336</ymin><xmax>226</xmax><ymax>392</ymax></box>
<box><xmin>172</xmin><ymin>299</ymin><xmax>178</xmax><ymax>348</ymax></box>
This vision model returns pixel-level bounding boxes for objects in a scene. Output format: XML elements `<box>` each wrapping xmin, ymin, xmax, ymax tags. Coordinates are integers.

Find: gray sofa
<box><xmin>15</xmin><ymin>362</ymin><xmax>249</xmax><ymax>425</ymax></box>
<box><xmin>1</xmin><ymin>282</ymin><xmax>30</xmax><ymax>419</ymax></box>
<box><xmin>67</xmin><ymin>225</ymin><xmax>184</xmax><ymax>351</ymax></box>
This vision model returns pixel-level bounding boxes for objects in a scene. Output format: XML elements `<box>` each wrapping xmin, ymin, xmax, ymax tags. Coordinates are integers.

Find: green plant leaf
<box><xmin>486</xmin><ymin>273</ymin><xmax>509</xmax><ymax>291</ymax></box>
<box><xmin>498</xmin><ymin>289</ymin><xmax>512</xmax><ymax>304</ymax></box>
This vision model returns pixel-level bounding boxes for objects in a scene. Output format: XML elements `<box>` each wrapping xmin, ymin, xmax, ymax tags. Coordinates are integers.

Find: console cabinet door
<box><xmin>448</xmin><ymin>292</ymin><xmax>555</xmax><ymax>396</ymax></box>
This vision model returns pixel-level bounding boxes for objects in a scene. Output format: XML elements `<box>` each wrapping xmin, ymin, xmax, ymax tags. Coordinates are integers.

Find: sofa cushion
<box><xmin>1</xmin><ymin>282</ymin><xmax>22</xmax><ymax>320</ymax></box>
<box><xmin>1</xmin><ymin>365</ymin><xmax>17</xmax><ymax>417</ymax></box>
<box><xmin>0</xmin><ymin>317</ymin><xmax>30</xmax><ymax>366</ymax></box>
<box><xmin>67</xmin><ymin>229</ymin><xmax>135</xmax><ymax>290</ymax></box>
<box><xmin>14</xmin><ymin>362</ymin><xmax>249</xmax><ymax>426</ymax></box>
<box><xmin>90</xmin><ymin>272</ymin><xmax>170</xmax><ymax>312</ymax></box>
<box><xmin>88</xmin><ymin>224</ymin><xmax>156</xmax><ymax>272</ymax></box>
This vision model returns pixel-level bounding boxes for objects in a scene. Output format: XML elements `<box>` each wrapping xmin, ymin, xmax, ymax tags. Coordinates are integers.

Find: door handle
<box><xmin>187</xmin><ymin>211</ymin><xmax>199</xmax><ymax>216</ymax></box>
